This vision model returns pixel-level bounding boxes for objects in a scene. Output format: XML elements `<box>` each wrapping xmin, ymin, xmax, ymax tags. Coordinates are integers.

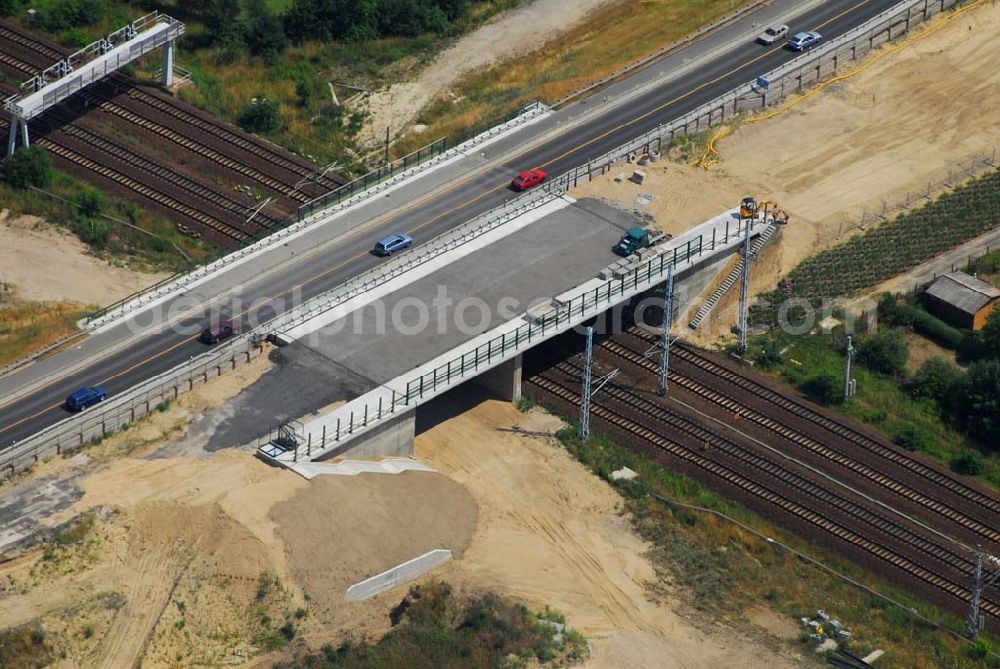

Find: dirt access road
<box><xmin>571</xmin><ymin>0</ymin><xmax>1000</xmax><ymax>343</ymax></box>
<box><xmin>359</xmin><ymin>0</ymin><xmax>614</xmax><ymax>143</ymax></box>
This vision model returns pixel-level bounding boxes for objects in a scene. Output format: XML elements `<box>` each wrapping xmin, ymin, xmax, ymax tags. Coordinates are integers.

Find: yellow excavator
<box><xmin>740</xmin><ymin>197</ymin><xmax>789</xmax><ymax>224</ymax></box>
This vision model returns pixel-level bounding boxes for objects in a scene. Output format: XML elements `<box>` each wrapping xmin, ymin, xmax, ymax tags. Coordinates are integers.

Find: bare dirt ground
<box><xmin>0</xmin><ymin>211</ymin><xmax>165</xmax><ymax>304</ymax></box>
<box><xmin>0</xmin><ymin>360</ymin><xmax>804</xmax><ymax>668</ymax></box>
<box><xmin>359</xmin><ymin>0</ymin><xmax>614</xmax><ymax>143</ymax></box>
<box><xmin>416</xmin><ymin>393</ymin><xmax>805</xmax><ymax>668</ymax></box>
<box><xmin>571</xmin><ymin>0</ymin><xmax>1000</xmax><ymax>345</ymax></box>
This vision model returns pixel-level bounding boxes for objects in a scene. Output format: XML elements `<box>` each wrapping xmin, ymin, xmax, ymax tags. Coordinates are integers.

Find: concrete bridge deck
<box><xmin>257</xmin><ymin>201</ymin><xmax>770</xmax><ymax>471</ymax></box>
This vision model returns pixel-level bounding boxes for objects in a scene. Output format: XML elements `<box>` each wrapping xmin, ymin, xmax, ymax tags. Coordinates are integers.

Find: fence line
<box><xmin>835</xmin><ymin>146</ymin><xmax>999</xmax><ymax>241</ymax></box>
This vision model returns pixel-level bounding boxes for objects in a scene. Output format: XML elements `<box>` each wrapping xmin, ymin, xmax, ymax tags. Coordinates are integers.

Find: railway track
<box><xmin>525</xmin><ymin>357</ymin><xmax>1000</xmax><ymax>623</ymax></box>
<box><xmin>0</xmin><ymin>20</ymin><xmax>340</xmax><ymax>192</ymax></box>
<box><xmin>0</xmin><ymin>44</ymin><xmax>307</xmax><ymax>207</ymax></box>
<box><xmin>664</xmin><ymin>334</ymin><xmax>1000</xmax><ymax>516</ymax></box>
<box><xmin>596</xmin><ymin>332</ymin><xmax>1000</xmax><ymax>551</ymax></box>
<box><xmin>0</xmin><ymin>19</ymin><xmax>346</xmax><ymax>243</ymax></box>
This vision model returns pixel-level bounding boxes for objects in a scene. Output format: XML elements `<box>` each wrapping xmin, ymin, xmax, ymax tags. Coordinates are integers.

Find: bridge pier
<box><xmin>475</xmin><ymin>354</ymin><xmax>522</xmax><ymax>403</ymax></box>
<box><xmin>316</xmin><ymin>408</ymin><xmax>415</xmax><ymax>461</ymax></box>
<box><xmin>162</xmin><ymin>39</ymin><xmax>175</xmax><ymax>87</ymax></box>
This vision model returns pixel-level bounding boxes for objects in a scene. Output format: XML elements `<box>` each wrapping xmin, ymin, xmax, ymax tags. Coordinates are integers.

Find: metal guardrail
<box><xmin>302</xmin><ymin>216</ymin><xmax>770</xmax><ymax>449</ymax></box>
<box><xmin>542</xmin><ymin>0</ymin><xmax>958</xmax><ymax>197</ymax></box>
<box><xmin>83</xmin><ymin>101</ymin><xmax>550</xmax><ymax>328</ymax></box>
<box><xmin>268</xmin><ymin>190</ymin><xmax>554</xmax><ymax>338</ymax></box>
<box><xmin>0</xmin><ymin>333</ymin><xmax>265</xmax><ymax>478</ymax></box>
<box><xmin>296</xmin><ymin>137</ymin><xmax>448</xmax><ymax>220</ymax></box>
<box><xmin>550</xmin><ymin>0</ymin><xmax>769</xmax><ymax>109</ymax></box>
<box><xmin>293</xmin><ymin>101</ymin><xmax>548</xmax><ymax>223</ymax></box>
<box><xmin>17</xmin><ymin>0</ymin><xmax>959</xmax><ymax>468</ymax></box>
<box><xmin>0</xmin><ymin>331</ymin><xmax>87</xmax><ymax>380</ymax></box>
<box><xmin>273</xmin><ymin>0</ymin><xmax>968</xmax><ymax>453</ymax></box>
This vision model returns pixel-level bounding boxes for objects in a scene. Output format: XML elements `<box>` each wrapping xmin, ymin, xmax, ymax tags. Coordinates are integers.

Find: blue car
<box><xmin>787</xmin><ymin>31</ymin><xmax>822</xmax><ymax>51</ymax></box>
<box><xmin>373</xmin><ymin>233</ymin><xmax>413</xmax><ymax>256</ymax></box>
<box><xmin>65</xmin><ymin>386</ymin><xmax>108</xmax><ymax>411</ymax></box>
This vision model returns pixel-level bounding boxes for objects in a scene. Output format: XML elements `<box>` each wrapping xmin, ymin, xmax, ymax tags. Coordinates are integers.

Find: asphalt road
<box><xmin>0</xmin><ymin>0</ymin><xmax>900</xmax><ymax>448</ymax></box>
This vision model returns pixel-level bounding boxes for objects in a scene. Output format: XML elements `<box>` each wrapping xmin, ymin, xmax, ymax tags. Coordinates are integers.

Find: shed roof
<box><xmin>925</xmin><ymin>272</ymin><xmax>1000</xmax><ymax>316</ymax></box>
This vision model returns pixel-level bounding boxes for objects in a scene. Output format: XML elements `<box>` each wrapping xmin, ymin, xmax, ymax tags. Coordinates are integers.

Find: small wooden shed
<box><xmin>923</xmin><ymin>271</ymin><xmax>1000</xmax><ymax>331</ymax></box>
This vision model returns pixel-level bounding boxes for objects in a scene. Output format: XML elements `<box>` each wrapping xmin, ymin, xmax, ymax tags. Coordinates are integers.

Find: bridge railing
<box><xmin>542</xmin><ymin>0</ymin><xmax>960</xmax><ymax>197</ymax></box>
<box><xmin>292</xmin><ymin>214</ymin><xmax>773</xmax><ymax>455</ymax></box>
<box><xmin>268</xmin><ymin>190</ymin><xmax>554</xmax><ymax>339</ymax></box>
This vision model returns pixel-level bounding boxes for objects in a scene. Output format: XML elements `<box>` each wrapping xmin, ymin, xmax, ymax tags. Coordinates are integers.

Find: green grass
<box><xmin>392</xmin><ymin>0</ymin><xmax>745</xmax><ymax>156</ymax></box>
<box><xmin>550</xmin><ymin>423</ymin><xmax>999</xmax><ymax>669</ymax></box>
<box><xmin>0</xmin><ymin>170</ymin><xmax>212</xmax><ymax>272</ymax></box>
<box><xmin>744</xmin><ymin>328</ymin><xmax>1000</xmax><ymax>491</ymax></box>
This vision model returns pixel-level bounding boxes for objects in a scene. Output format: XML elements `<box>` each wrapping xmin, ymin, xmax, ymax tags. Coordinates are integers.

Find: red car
<box><xmin>510</xmin><ymin>168</ymin><xmax>548</xmax><ymax>191</ymax></box>
<box><xmin>200</xmin><ymin>319</ymin><xmax>240</xmax><ymax>344</ymax></box>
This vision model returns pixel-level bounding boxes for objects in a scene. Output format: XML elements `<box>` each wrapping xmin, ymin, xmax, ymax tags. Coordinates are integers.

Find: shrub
<box><xmin>980</xmin><ymin>308</ymin><xmax>1000</xmax><ymax>359</ymax></box>
<box><xmin>950</xmin><ymin>450</ymin><xmax>985</xmax><ymax>476</ymax></box>
<box><xmin>76</xmin><ymin>187</ymin><xmax>106</xmax><ymax>219</ymax></box>
<box><xmin>756</xmin><ymin>338</ymin><xmax>785</xmax><ymax>369</ymax></box>
<box><xmin>857</xmin><ymin>330</ymin><xmax>909</xmax><ymax>377</ymax></box>
<box><xmin>893</xmin><ymin>425</ymin><xmax>932</xmax><ymax>452</ymax></box>
<box><xmin>799</xmin><ymin>373</ymin><xmax>843</xmax><ymax>406</ymax></box>
<box><xmin>1</xmin><ymin>147</ymin><xmax>52</xmax><ymax>188</ymax></box>
<box><xmin>237</xmin><ymin>97</ymin><xmax>280</xmax><ymax>133</ymax></box>
<box><xmin>908</xmin><ymin>358</ymin><xmax>962</xmax><ymax>403</ymax></box>
<box><xmin>908</xmin><ymin>307</ymin><xmax>967</xmax><ymax>349</ymax></box>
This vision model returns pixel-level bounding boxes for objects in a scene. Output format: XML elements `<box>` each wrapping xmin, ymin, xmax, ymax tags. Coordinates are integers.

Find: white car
<box><xmin>757</xmin><ymin>24</ymin><xmax>789</xmax><ymax>45</ymax></box>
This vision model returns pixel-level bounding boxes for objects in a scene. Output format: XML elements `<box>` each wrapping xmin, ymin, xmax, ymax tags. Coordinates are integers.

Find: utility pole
<box><xmin>657</xmin><ymin>262</ymin><xmax>675</xmax><ymax>396</ymax></box>
<box><xmin>737</xmin><ymin>216</ymin><xmax>752</xmax><ymax>355</ymax></box>
<box><xmin>843</xmin><ymin>335</ymin><xmax>857</xmax><ymax>400</ymax></box>
<box><xmin>580</xmin><ymin>326</ymin><xmax>594</xmax><ymax>440</ymax></box>
<box><xmin>967</xmin><ymin>546</ymin><xmax>984</xmax><ymax>637</ymax></box>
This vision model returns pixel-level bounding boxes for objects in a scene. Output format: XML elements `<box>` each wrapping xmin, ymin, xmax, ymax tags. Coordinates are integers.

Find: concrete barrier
<box><xmin>0</xmin><ymin>337</ymin><xmax>266</xmax><ymax>480</ymax></box>
<box><xmin>345</xmin><ymin>549</ymin><xmax>453</xmax><ymax>602</ymax></box>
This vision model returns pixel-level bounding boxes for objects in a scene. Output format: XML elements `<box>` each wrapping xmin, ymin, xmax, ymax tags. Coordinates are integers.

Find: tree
<box><xmin>877</xmin><ymin>293</ymin><xmax>912</xmax><ymax>328</ymax></box>
<box><xmin>908</xmin><ymin>357</ymin><xmax>962</xmax><ymax>403</ymax></box>
<box><xmin>980</xmin><ymin>308</ymin><xmax>1000</xmax><ymax>359</ymax></box>
<box><xmin>1</xmin><ymin>147</ymin><xmax>52</xmax><ymax>188</ymax></box>
<box><xmin>0</xmin><ymin>0</ymin><xmax>18</xmax><ymax>17</ymax></box>
<box><xmin>201</xmin><ymin>0</ymin><xmax>244</xmax><ymax>47</ymax></box>
<box><xmin>946</xmin><ymin>359</ymin><xmax>1000</xmax><ymax>447</ymax></box>
<box><xmin>857</xmin><ymin>329</ymin><xmax>909</xmax><ymax>376</ymax></box>
<box><xmin>285</xmin><ymin>0</ymin><xmax>377</xmax><ymax>42</ymax></box>
<box><xmin>237</xmin><ymin>96</ymin><xmax>280</xmax><ymax>133</ymax></box>
<box><xmin>244</xmin><ymin>0</ymin><xmax>287</xmax><ymax>60</ymax></box>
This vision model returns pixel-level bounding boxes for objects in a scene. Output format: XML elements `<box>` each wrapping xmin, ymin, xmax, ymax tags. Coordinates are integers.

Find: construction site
<box><xmin>1</xmin><ymin>0</ymin><xmax>1000</xmax><ymax>667</ymax></box>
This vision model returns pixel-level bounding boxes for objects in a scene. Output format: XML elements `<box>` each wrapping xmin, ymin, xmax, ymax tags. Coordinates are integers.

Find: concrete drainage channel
<box><xmin>345</xmin><ymin>549</ymin><xmax>453</xmax><ymax>602</ymax></box>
